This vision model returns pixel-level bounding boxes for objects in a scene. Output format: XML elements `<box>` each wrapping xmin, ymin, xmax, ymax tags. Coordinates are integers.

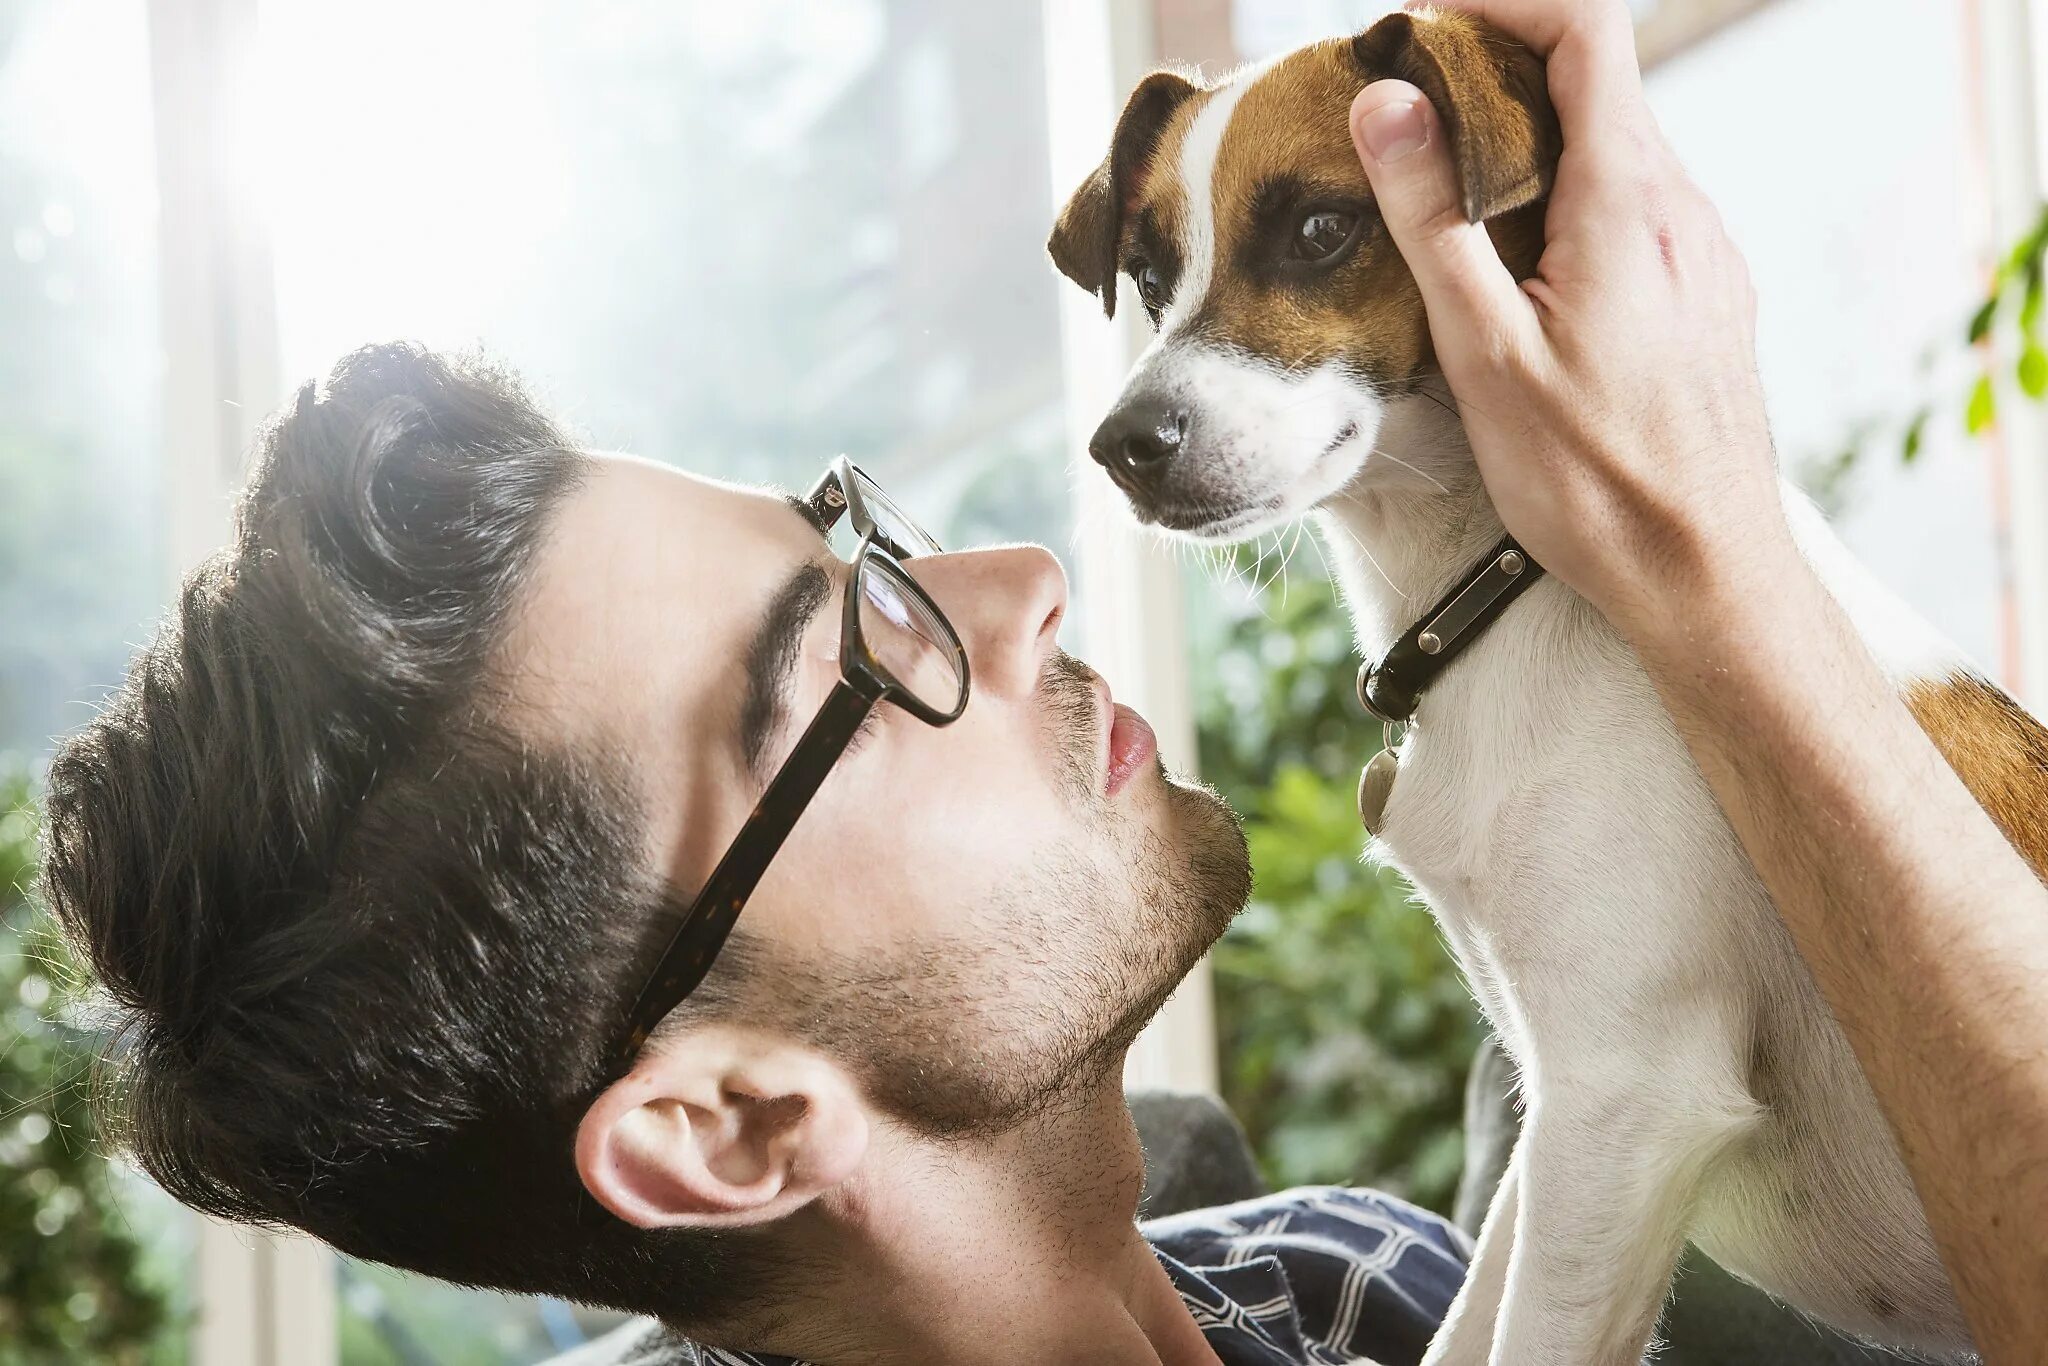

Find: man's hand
<box><xmin>1348</xmin><ymin>3</ymin><xmax>2048</xmax><ymax>1361</ymax></box>
<box><xmin>1349</xmin><ymin>0</ymin><xmax>1786</xmax><ymax>637</ymax></box>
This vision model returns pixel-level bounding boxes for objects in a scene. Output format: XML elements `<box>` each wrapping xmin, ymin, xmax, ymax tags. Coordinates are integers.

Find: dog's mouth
<box><xmin>1130</xmin><ymin>420</ymin><xmax>1365</xmax><ymax>542</ymax></box>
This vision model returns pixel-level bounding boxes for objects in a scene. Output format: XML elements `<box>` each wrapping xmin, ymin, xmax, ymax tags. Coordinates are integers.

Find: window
<box><xmin>0</xmin><ymin>0</ymin><xmax>195</xmax><ymax>1358</ymax></box>
<box><xmin>0</xmin><ymin>0</ymin><xmax>165</xmax><ymax>760</ymax></box>
<box><xmin>254</xmin><ymin>0</ymin><xmax>1071</xmax><ymax>566</ymax></box>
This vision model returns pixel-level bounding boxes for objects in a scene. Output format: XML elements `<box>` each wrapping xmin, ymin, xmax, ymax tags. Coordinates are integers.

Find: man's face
<box><xmin>507</xmin><ymin>455</ymin><xmax>1250</xmax><ymax>1135</ymax></box>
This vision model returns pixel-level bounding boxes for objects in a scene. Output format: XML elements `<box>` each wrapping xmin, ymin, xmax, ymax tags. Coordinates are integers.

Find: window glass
<box><xmin>0</xmin><ymin>0</ymin><xmax>165</xmax><ymax>760</ymax></box>
<box><xmin>0</xmin><ymin>0</ymin><xmax>194</xmax><ymax>1359</ymax></box>
<box><xmin>255</xmin><ymin>0</ymin><xmax>1070</xmax><ymax>560</ymax></box>
<box><xmin>247</xmin><ymin>2</ymin><xmax>1071</xmax><ymax>1358</ymax></box>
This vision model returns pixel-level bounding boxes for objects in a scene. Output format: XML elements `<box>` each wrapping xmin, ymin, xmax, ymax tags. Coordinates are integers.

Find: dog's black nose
<box><xmin>1089</xmin><ymin>398</ymin><xmax>1188</xmax><ymax>478</ymax></box>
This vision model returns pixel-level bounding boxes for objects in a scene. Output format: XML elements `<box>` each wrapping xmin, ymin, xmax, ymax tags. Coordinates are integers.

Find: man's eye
<box><xmin>1291</xmin><ymin>208</ymin><xmax>1360</xmax><ymax>262</ymax></box>
<box><xmin>1131</xmin><ymin>261</ymin><xmax>1169</xmax><ymax>317</ymax></box>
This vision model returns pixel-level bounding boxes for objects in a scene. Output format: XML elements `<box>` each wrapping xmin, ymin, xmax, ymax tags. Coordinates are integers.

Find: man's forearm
<box><xmin>1625</xmin><ymin>542</ymin><xmax>2048</xmax><ymax>1361</ymax></box>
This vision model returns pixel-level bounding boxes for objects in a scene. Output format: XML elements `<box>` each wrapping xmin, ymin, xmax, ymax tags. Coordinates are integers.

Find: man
<box><xmin>42</xmin><ymin>340</ymin><xmax>1467</xmax><ymax>1365</ymax></box>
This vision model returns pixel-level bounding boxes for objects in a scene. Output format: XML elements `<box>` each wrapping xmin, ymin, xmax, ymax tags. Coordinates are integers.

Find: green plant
<box><xmin>1811</xmin><ymin>202</ymin><xmax>2048</xmax><ymax>497</ymax></box>
<box><xmin>1193</xmin><ymin>553</ymin><xmax>1484</xmax><ymax>1215</ymax></box>
<box><xmin>0</xmin><ymin>761</ymin><xmax>179</xmax><ymax>1363</ymax></box>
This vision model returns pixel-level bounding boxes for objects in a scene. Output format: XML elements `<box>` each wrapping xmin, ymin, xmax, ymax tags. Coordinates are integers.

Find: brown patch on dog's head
<box><xmin>1189</xmin><ymin>13</ymin><xmax>1557</xmax><ymax>386</ymax></box>
<box><xmin>1354</xmin><ymin>10</ymin><xmax>1561</xmax><ymax>226</ymax></box>
<box><xmin>1048</xmin><ymin>70</ymin><xmax>1207</xmax><ymax>319</ymax></box>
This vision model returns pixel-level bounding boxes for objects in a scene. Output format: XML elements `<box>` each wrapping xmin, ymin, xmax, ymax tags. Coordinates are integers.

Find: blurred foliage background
<box><xmin>0</xmin><ymin>761</ymin><xmax>183</xmax><ymax>1363</ymax></box>
<box><xmin>1192</xmin><ymin>550</ymin><xmax>1484</xmax><ymax>1216</ymax></box>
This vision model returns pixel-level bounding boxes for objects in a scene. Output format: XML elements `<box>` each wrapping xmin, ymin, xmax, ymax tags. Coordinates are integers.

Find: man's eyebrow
<box><xmin>737</xmin><ymin>551</ymin><xmax>833</xmax><ymax>779</ymax></box>
<box><xmin>782</xmin><ymin>492</ymin><xmax>830</xmax><ymax>540</ymax></box>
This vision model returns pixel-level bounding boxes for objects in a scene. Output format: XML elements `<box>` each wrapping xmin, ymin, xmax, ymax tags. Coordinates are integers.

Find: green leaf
<box><xmin>2023</xmin><ymin>263</ymin><xmax>2045</xmax><ymax>335</ymax></box>
<box><xmin>1902</xmin><ymin>409</ymin><xmax>1930</xmax><ymax>463</ymax></box>
<box><xmin>1967</xmin><ymin>374</ymin><xmax>1998</xmax><ymax>435</ymax></box>
<box><xmin>2022</xmin><ymin>343</ymin><xmax>2048</xmax><ymax>399</ymax></box>
<box><xmin>1969</xmin><ymin>296</ymin><xmax>2000</xmax><ymax>345</ymax></box>
<box><xmin>2006</xmin><ymin>206</ymin><xmax>2048</xmax><ymax>274</ymax></box>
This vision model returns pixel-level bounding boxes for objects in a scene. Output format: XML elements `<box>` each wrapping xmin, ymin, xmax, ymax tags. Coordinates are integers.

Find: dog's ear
<box><xmin>1352</xmin><ymin>9</ymin><xmax>1560</xmax><ymax>225</ymax></box>
<box><xmin>1048</xmin><ymin>70</ymin><xmax>1200</xmax><ymax>319</ymax></box>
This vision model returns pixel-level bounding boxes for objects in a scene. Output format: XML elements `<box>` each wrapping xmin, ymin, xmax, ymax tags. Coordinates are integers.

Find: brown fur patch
<box><xmin>1905</xmin><ymin>673</ymin><xmax>2048</xmax><ymax>880</ymax></box>
<box><xmin>1200</xmin><ymin>41</ymin><xmax>1422</xmax><ymax>374</ymax></box>
<box><xmin>1047</xmin><ymin>72</ymin><xmax>1210</xmax><ymax>316</ymax></box>
<box><xmin>1131</xmin><ymin>88</ymin><xmax>1210</xmax><ymax>288</ymax></box>
<box><xmin>1117</xmin><ymin>14</ymin><xmax>1555</xmax><ymax>387</ymax></box>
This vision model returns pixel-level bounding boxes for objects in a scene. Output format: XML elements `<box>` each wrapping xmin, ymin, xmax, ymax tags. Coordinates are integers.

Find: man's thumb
<box><xmin>1350</xmin><ymin>81</ymin><xmax>1526</xmax><ymax>350</ymax></box>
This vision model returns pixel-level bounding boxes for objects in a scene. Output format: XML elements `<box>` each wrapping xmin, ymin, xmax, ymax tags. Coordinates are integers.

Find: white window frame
<box><xmin>1042</xmin><ymin>0</ymin><xmax>1220</xmax><ymax>1098</ymax></box>
<box><xmin>150</xmin><ymin>0</ymin><xmax>337</xmax><ymax>1359</ymax></box>
<box><xmin>147</xmin><ymin>0</ymin><xmax>1217</xmax><ymax>1356</ymax></box>
<box><xmin>1981</xmin><ymin>0</ymin><xmax>2048</xmax><ymax>708</ymax></box>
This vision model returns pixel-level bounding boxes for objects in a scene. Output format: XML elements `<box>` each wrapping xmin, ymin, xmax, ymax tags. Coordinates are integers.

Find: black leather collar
<box><xmin>1356</xmin><ymin>536</ymin><xmax>1545</xmax><ymax>724</ymax></box>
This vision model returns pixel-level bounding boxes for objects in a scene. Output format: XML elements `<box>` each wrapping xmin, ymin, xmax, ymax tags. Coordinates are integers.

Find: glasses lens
<box><xmin>857</xmin><ymin>554</ymin><xmax>965</xmax><ymax>714</ymax></box>
<box><xmin>849</xmin><ymin>465</ymin><xmax>943</xmax><ymax>558</ymax></box>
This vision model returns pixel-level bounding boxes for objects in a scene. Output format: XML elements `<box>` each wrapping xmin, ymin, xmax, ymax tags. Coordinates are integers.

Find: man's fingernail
<box><xmin>1360</xmin><ymin>99</ymin><xmax>1428</xmax><ymax>164</ymax></box>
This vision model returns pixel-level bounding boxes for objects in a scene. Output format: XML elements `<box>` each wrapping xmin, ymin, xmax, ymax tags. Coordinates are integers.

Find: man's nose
<box><xmin>1088</xmin><ymin>393</ymin><xmax>1188</xmax><ymax>485</ymax></box>
<box><xmin>917</xmin><ymin>544</ymin><xmax>1068</xmax><ymax>701</ymax></box>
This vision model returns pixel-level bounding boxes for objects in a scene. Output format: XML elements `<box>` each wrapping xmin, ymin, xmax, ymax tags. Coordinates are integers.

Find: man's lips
<box><xmin>1105</xmin><ymin>701</ymin><xmax>1157</xmax><ymax>798</ymax></box>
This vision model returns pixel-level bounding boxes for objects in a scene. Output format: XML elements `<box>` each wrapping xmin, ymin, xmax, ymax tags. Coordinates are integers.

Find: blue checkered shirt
<box><xmin>686</xmin><ymin>1186</ymin><xmax>1469</xmax><ymax>1365</ymax></box>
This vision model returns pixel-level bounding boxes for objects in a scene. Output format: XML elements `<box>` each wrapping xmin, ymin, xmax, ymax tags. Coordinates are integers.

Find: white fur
<box><xmin>1320</xmin><ymin>400</ymin><xmax>1977</xmax><ymax>1364</ymax></box>
<box><xmin>1114</xmin><ymin>59</ymin><xmax>1986</xmax><ymax>1365</ymax></box>
<box><xmin>1160</xmin><ymin>54</ymin><xmax>1280</xmax><ymax>334</ymax></box>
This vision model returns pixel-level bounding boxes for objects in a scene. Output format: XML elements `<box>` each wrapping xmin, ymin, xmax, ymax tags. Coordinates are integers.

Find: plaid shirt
<box><xmin>670</xmin><ymin>1186</ymin><xmax>1470</xmax><ymax>1366</ymax></box>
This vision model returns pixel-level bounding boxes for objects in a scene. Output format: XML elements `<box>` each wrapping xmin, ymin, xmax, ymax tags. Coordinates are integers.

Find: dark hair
<box><xmin>40</xmin><ymin>343</ymin><xmax>768</xmax><ymax>1325</ymax></box>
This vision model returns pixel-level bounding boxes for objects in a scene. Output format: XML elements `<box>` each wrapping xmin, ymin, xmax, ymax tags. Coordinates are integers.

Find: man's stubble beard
<box><xmin>769</xmin><ymin>652</ymin><xmax>1251</xmax><ymax>1141</ymax></box>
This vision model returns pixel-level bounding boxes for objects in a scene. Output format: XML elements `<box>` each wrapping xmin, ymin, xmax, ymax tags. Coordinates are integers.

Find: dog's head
<box><xmin>1049</xmin><ymin>9</ymin><xmax>1558</xmax><ymax>539</ymax></box>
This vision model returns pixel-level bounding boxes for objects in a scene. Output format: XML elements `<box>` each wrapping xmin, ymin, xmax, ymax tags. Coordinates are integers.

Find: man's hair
<box><xmin>40</xmin><ymin>343</ymin><xmax>768</xmax><ymax>1324</ymax></box>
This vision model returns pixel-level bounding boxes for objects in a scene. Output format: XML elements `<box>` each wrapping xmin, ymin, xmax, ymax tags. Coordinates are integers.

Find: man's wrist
<box><xmin>1593</xmin><ymin>513</ymin><xmax>1811</xmax><ymax>667</ymax></box>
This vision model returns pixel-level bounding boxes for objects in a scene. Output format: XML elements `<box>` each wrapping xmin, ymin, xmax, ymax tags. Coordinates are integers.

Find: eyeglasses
<box><xmin>615</xmin><ymin>457</ymin><xmax>970</xmax><ymax>1067</ymax></box>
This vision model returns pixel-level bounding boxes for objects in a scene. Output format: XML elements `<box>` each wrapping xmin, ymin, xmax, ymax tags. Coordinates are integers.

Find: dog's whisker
<box><xmin>1328</xmin><ymin>516</ymin><xmax>1407</xmax><ymax>598</ymax></box>
<box><xmin>1307</xmin><ymin>521</ymin><xmax>1340</xmax><ymax>587</ymax></box>
<box><xmin>1366</xmin><ymin>444</ymin><xmax>1451</xmax><ymax>496</ymax></box>
<box><xmin>1278</xmin><ymin>521</ymin><xmax>1307</xmax><ymax>610</ymax></box>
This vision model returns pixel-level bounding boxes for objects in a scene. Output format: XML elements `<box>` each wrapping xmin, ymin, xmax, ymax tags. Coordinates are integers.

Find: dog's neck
<box><xmin>1315</xmin><ymin>380</ymin><xmax>1509</xmax><ymax>664</ymax></box>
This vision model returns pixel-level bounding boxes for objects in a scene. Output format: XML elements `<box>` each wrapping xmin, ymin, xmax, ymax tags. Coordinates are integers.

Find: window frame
<box><xmin>1984</xmin><ymin>0</ymin><xmax>2048</xmax><ymax>707</ymax></box>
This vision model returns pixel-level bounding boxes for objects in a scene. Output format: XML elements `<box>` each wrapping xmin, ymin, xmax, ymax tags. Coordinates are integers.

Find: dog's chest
<box><xmin>1363</xmin><ymin>580</ymin><xmax>1654</xmax><ymax>905</ymax></box>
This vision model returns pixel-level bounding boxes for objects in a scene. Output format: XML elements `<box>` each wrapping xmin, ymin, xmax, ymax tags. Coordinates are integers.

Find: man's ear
<box><xmin>1352</xmin><ymin>8</ymin><xmax>1561</xmax><ymax>225</ymax></box>
<box><xmin>575</xmin><ymin>1026</ymin><xmax>869</xmax><ymax>1231</ymax></box>
<box><xmin>1047</xmin><ymin>69</ymin><xmax>1201</xmax><ymax>320</ymax></box>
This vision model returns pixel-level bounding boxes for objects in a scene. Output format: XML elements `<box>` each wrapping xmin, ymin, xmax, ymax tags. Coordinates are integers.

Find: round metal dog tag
<box><xmin>1357</xmin><ymin>748</ymin><xmax>1399</xmax><ymax>837</ymax></box>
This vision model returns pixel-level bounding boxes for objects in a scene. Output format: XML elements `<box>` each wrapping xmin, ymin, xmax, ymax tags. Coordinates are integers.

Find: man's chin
<box><xmin>1163</xmin><ymin>772</ymin><xmax>1253</xmax><ymax>940</ymax></box>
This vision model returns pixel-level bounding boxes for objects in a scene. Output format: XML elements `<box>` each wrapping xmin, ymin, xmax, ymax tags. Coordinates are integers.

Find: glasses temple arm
<box><xmin>619</xmin><ymin>680</ymin><xmax>880</xmax><ymax>1051</ymax></box>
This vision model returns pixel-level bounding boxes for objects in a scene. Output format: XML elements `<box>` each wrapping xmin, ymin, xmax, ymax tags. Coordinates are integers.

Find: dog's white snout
<box><xmin>1085</xmin><ymin>341</ymin><xmax>1385</xmax><ymax>542</ymax></box>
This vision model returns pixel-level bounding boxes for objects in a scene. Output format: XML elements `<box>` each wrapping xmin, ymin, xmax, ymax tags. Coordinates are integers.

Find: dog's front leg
<box><xmin>1485</xmin><ymin>1077</ymin><xmax>1747</xmax><ymax>1366</ymax></box>
<box><xmin>1421</xmin><ymin>1138</ymin><xmax>1520</xmax><ymax>1366</ymax></box>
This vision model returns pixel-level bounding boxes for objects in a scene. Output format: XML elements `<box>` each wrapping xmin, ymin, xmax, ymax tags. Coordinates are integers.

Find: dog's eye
<box><xmin>1132</xmin><ymin>261</ymin><xmax>1169</xmax><ymax>316</ymax></box>
<box><xmin>1291</xmin><ymin>208</ymin><xmax>1359</xmax><ymax>262</ymax></box>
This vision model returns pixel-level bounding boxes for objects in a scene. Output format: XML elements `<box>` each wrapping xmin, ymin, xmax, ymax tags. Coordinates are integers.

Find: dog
<box><xmin>1048</xmin><ymin>9</ymin><xmax>2047</xmax><ymax>1364</ymax></box>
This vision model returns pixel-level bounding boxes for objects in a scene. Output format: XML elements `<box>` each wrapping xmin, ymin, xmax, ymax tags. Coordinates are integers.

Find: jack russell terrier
<box><xmin>1049</xmin><ymin>8</ymin><xmax>2047</xmax><ymax>1364</ymax></box>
